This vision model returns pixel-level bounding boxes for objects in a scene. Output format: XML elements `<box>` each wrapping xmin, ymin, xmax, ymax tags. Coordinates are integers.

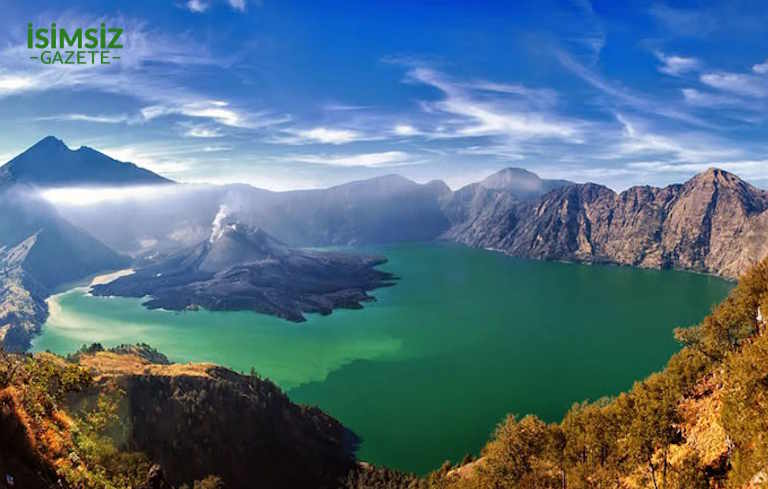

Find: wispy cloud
<box><xmin>558</xmin><ymin>51</ymin><xmax>710</xmax><ymax>127</ymax></box>
<box><xmin>570</xmin><ymin>0</ymin><xmax>605</xmax><ymax>64</ymax></box>
<box><xmin>753</xmin><ymin>59</ymin><xmax>768</xmax><ymax>74</ymax></box>
<box><xmin>141</xmin><ymin>101</ymin><xmax>247</xmax><ymax>128</ymax></box>
<box><xmin>680</xmin><ymin>88</ymin><xmax>737</xmax><ymax>107</ymax></box>
<box><xmin>649</xmin><ymin>4</ymin><xmax>718</xmax><ymax>37</ymax></box>
<box><xmin>393</xmin><ymin>124</ymin><xmax>420</xmax><ymax>136</ymax></box>
<box><xmin>180</xmin><ymin>0</ymin><xmax>248</xmax><ymax>13</ymax></box>
<box><xmin>0</xmin><ymin>13</ymin><xmax>282</xmax><ymax>132</ymax></box>
<box><xmin>614</xmin><ymin>114</ymin><xmax>741</xmax><ymax>163</ymax></box>
<box><xmin>700</xmin><ymin>72</ymin><xmax>768</xmax><ymax>98</ymax></box>
<box><xmin>288</xmin><ymin>151</ymin><xmax>420</xmax><ymax>168</ymax></box>
<box><xmin>99</xmin><ymin>141</ymin><xmax>235</xmax><ymax>177</ymax></box>
<box><xmin>228</xmin><ymin>0</ymin><xmax>247</xmax><ymax>12</ymax></box>
<box><xmin>654</xmin><ymin>51</ymin><xmax>700</xmax><ymax>76</ymax></box>
<box><xmin>36</xmin><ymin>113</ymin><xmax>135</xmax><ymax>124</ymax></box>
<box><xmin>272</xmin><ymin>127</ymin><xmax>377</xmax><ymax>145</ymax></box>
<box><xmin>181</xmin><ymin>123</ymin><xmax>224</xmax><ymax>138</ymax></box>
<box><xmin>184</xmin><ymin>0</ymin><xmax>209</xmax><ymax>13</ymax></box>
<box><xmin>405</xmin><ymin>67</ymin><xmax>583</xmax><ymax>141</ymax></box>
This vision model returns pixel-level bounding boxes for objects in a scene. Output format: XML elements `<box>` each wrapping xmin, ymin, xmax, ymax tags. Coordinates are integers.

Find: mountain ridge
<box><xmin>0</xmin><ymin>136</ymin><xmax>173</xmax><ymax>187</ymax></box>
<box><xmin>445</xmin><ymin>167</ymin><xmax>768</xmax><ymax>278</ymax></box>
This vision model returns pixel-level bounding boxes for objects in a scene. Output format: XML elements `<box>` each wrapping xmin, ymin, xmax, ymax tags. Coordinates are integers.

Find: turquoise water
<box><xmin>32</xmin><ymin>242</ymin><xmax>732</xmax><ymax>474</ymax></box>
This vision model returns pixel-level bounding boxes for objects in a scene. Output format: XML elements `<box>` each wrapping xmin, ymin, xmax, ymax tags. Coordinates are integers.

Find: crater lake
<box><xmin>32</xmin><ymin>242</ymin><xmax>732</xmax><ymax>474</ymax></box>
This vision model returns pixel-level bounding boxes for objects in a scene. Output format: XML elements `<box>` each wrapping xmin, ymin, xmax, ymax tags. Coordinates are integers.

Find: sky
<box><xmin>1</xmin><ymin>0</ymin><xmax>768</xmax><ymax>190</ymax></box>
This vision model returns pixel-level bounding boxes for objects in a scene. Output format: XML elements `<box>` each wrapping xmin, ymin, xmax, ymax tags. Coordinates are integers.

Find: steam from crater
<box><xmin>210</xmin><ymin>205</ymin><xmax>230</xmax><ymax>243</ymax></box>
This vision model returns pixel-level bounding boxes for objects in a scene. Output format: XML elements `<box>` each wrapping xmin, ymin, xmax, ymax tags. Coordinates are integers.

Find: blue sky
<box><xmin>1</xmin><ymin>0</ymin><xmax>768</xmax><ymax>190</ymax></box>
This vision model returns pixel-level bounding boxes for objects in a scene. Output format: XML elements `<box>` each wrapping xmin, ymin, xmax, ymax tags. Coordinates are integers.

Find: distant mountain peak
<box><xmin>475</xmin><ymin>167</ymin><xmax>573</xmax><ymax>195</ymax></box>
<box><xmin>0</xmin><ymin>136</ymin><xmax>173</xmax><ymax>187</ymax></box>
<box><xmin>688</xmin><ymin>167</ymin><xmax>743</xmax><ymax>186</ymax></box>
<box><xmin>480</xmin><ymin>167</ymin><xmax>542</xmax><ymax>190</ymax></box>
<box><xmin>33</xmin><ymin>135</ymin><xmax>68</xmax><ymax>149</ymax></box>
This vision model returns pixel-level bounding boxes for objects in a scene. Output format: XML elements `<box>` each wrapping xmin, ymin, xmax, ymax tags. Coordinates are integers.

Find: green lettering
<box><xmin>35</xmin><ymin>28</ymin><xmax>48</xmax><ymax>49</ymax></box>
<box><xmin>84</xmin><ymin>28</ymin><xmax>98</xmax><ymax>48</ymax></box>
<box><xmin>59</xmin><ymin>28</ymin><xmax>82</xmax><ymax>48</ymax></box>
<box><xmin>108</xmin><ymin>28</ymin><xmax>123</xmax><ymax>49</ymax></box>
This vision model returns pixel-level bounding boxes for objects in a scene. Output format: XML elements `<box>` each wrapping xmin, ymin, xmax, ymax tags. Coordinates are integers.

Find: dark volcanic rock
<box><xmin>91</xmin><ymin>223</ymin><xmax>396</xmax><ymax>321</ymax></box>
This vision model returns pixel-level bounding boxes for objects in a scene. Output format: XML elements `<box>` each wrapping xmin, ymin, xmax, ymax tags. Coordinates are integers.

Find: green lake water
<box><xmin>32</xmin><ymin>242</ymin><xmax>732</xmax><ymax>474</ymax></box>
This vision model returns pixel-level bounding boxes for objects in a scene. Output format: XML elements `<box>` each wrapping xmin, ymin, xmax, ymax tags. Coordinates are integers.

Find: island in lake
<box><xmin>91</xmin><ymin>209</ymin><xmax>396</xmax><ymax>322</ymax></box>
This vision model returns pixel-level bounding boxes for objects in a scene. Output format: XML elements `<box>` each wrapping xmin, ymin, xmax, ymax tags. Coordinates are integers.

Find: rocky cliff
<box><xmin>445</xmin><ymin>168</ymin><xmax>768</xmax><ymax>278</ymax></box>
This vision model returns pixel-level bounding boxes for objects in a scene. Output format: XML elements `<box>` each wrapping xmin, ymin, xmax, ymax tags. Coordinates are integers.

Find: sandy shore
<box><xmin>90</xmin><ymin>268</ymin><xmax>135</xmax><ymax>286</ymax></box>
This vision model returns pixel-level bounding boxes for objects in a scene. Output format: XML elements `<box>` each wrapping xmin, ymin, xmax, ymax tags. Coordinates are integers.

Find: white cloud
<box><xmin>393</xmin><ymin>124</ymin><xmax>419</xmax><ymax>136</ymax></box>
<box><xmin>201</xmin><ymin>145</ymin><xmax>232</xmax><ymax>152</ymax></box>
<box><xmin>455</xmin><ymin>145</ymin><xmax>523</xmax><ymax>161</ymax></box>
<box><xmin>654</xmin><ymin>51</ymin><xmax>700</xmax><ymax>76</ymax></box>
<box><xmin>98</xmin><ymin>141</ymin><xmax>236</xmax><ymax>177</ymax></box>
<box><xmin>557</xmin><ymin>52</ymin><xmax>709</xmax><ymax>127</ymax></box>
<box><xmin>183</xmin><ymin>124</ymin><xmax>224</xmax><ymax>138</ymax></box>
<box><xmin>36</xmin><ymin>113</ymin><xmax>134</xmax><ymax>124</ymax></box>
<box><xmin>300</xmin><ymin>127</ymin><xmax>362</xmax><ymax>144</ymax></box>
<box><xmin>649</xmin><ymin>4</ymin><xmax>718</xmax><ymax>37</ymax></box>
<box><xmin>700</xmin><ymin>72</ymin><xmax>768</xmax><ymax>98</ymax></box>
<box><xmin>274</xmin><ymin>127</ymin><xmax>372</xmax><ymax>145</ymax></box>
<box><xmin>290</xmin><ymin>151</ymin><xmax>419</xmax><ymax>167</ymax></box>
<box><xmin>141</xmin><ymin>101</ymin><xmax>246</xmax><ymax>127</ymax></box>
<box><xmin>0</xmin><ymin>14</ymin><xmax>285</xmax><ymax>131</ymax></box>
<box><xmin>141</xmin><ymin>102</ymin><xmax>288</xmax><ymax>129</ymax></box>
<box><xmin>406</xmin><ymin>67</ymin><xmax>582</xmax><ymax>141</ymax></box>
<box><xmin>681</xmin><ymin>88</ymin><xmax>741</xmax><ymax>107</ymax></box>
<box><xmin>614</xmin><ymin>114</ymin><xmax>740</xmax><ymax>163</ymax></box>
<box><xmin>0</xmin><ymin>74</ymin><xmax>38</xmax><ymax>94</ymax></box>
<box><xmin>753</xmin><ymin>59</ymin><xmax>768</xmax><ymax>74</ymax></box>
<box><xmin>185</xmin><ymin>0</ymin><xmax>209</xmax><ymax>12</ymax></box>
<box><xmin>463</xmin><ymin>81</ymin><xmax>558</xmax><ymax>106</ymax></box>
<box><xmin>228</xmin><ymin>0</ymin><xmax>246</xmax><ymax>11</ymax></box>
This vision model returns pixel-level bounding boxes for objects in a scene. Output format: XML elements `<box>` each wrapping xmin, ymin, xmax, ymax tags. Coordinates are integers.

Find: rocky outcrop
<box><xmin>77</xmin><ymin>348</ymin><xmax>357</xmax><ymax>489</ymax></box>
<box><xmin>0</xmin><ymin>236</ymin><xmax>50</xmax><ymax>352</ymax></box>
<box><xmin>446</xmin><ymin>168</ymin><xmax>768</xmax><ymax>278</ymax></box>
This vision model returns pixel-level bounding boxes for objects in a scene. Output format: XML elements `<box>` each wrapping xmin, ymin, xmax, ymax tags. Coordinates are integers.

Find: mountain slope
<box><xmin>447</xmin><ymin>168</ymin><xmax>768</xmax><ymax>278</ymax></box>
<box><xmin>0</xmin><ymin>189</ymin><xmax>128</xmax><ymax>351</ymax></box>
<box><xmin>246</xmin><ymin>174</ymin><xmax>453</xmax><ymax>246</ymax></box>
<box><xmin>0</xmin><ymin>136</ymin><xmax>172</xmax><ymax>187</ymax></box>
<box><xmin>441</xmin><ymin>168</ymin><xmax>572</xmax><ymax>241</ymax></box>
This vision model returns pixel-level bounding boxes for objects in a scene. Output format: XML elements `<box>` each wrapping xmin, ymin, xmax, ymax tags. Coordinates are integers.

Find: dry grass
<box><xmin>77</xmin><ymin>351</ymin><xmax>215</xmax><ymax>380</ymax></box>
